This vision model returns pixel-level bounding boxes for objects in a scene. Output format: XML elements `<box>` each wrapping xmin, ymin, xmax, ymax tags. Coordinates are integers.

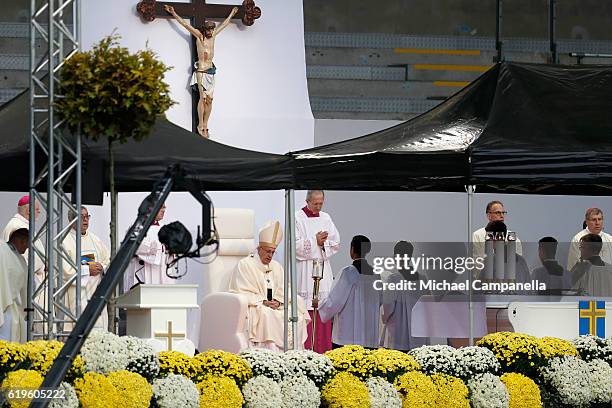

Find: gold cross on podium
<box><xmin>154</xmin><ymin>320</ymin><xmax>186</xmax><ymax>351</ymax></box>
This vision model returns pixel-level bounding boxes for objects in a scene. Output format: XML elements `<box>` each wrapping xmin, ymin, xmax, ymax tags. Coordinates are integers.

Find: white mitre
<box><xmin>259</xmin><ymin>221</ymin><xmax>283</xmax><ymax>248</ymax></box>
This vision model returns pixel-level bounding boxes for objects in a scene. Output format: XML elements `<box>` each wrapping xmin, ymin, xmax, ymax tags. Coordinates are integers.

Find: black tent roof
<box><xmin>291</xmin><ymin>62</ymin><xmax>612</xmax><ymax>195</ymax></box>
<box><xmin>0</xmin><ymin>90</ymin><xmax>293</xmax><ymax>191</ymax></box>
<box><xmin>4</xmin><ymin>61</ymin><xmax>612</xmax><ymax>194</ymax></box>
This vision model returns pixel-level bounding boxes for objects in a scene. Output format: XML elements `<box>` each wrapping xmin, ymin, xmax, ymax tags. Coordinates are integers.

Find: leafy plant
<box><xmin>57</xmin><ymin>33</ymin><xmax>175</xmax><ymax>143</ymax></box>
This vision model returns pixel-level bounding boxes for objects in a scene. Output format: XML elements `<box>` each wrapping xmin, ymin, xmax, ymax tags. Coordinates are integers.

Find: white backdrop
<box><xmin>41</xmin><ymin>0</ymin><xmax>313</xmax><ymax>344</ymax></box>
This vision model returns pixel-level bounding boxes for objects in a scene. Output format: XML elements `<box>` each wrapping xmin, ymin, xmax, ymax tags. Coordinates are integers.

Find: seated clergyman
<box><xmin>228</xmin><ymin>221</ymin><xmax>309</xmax><ymax>351</ymax></box>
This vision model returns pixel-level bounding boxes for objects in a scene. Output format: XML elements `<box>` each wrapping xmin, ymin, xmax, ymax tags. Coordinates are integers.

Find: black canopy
<box><xmin>0</xmin><ymin>90</ymin><xmax>293</xmax><ymax>192</ymax></box>
<box><xmin>4</xmin><ymin>62</ymin><xmax>612</xmax><ymax>194</ymax></box>
<box><xmin>291</xmin><ymin>62</ymin><xmax>612</xmax><ymax>195</ymax></box>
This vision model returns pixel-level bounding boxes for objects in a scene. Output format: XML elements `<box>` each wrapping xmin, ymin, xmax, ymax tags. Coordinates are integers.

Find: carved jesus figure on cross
<box><xmin>165</xmin><ymin>4</ymin><xmax>238</xmax><ymax>138</ymax></box>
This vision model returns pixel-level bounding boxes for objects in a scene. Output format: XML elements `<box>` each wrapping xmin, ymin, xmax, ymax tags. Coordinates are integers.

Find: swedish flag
<box><xmin>579</xmin><ymin>301</ymin><xmax>606</xmax><ymax>337</ymax></box>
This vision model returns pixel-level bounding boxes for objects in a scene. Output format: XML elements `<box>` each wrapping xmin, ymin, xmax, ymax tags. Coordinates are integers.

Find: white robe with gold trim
<box><xmin>228</xmin><ymin>254</ymin><xmax>309</xmax><ymax>350</ymax></box>
<box><xmin>62</xmin><ymin>230</ymin><xmax>110</xmax><ymax>330</ymax></box>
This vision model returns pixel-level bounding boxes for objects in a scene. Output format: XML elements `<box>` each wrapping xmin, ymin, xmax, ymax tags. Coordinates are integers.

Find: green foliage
<box><xmin>57</xmin><ymin>34</ymin><xmax>175</xmax><ymax>143</ymax></box>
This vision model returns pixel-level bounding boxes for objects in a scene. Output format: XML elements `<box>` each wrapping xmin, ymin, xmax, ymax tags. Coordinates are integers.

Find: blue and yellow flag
<box><xmin>579</xmin><ymin>301</ymin><xmax>606</xmax><ymax>337</ymax></box>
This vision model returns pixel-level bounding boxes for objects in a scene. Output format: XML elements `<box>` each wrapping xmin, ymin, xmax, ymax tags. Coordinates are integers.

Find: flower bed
<box><xmin>1</xmin><ymin>332</ymin><xmax>611</xmax><ymax>407</ymax></box>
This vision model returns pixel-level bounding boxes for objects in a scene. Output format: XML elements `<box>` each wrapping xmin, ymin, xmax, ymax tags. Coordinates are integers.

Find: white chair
<box><xmin>199</xmin><ymin>209</ymin><xmax>255</xmax><ymax>353</ymax></box>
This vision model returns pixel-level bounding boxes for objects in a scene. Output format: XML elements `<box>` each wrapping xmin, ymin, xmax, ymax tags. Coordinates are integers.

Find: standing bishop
<box><xmin>229</xmin><ymin>221</ymin><xmax>309</xmax><ymax>351</ymax></box>
<box><xmin>0</xmin><ymin>228</ymin><xmax>29</xmax><ymax>342</ymax></box>
<box><xmin>2</xmin><ymin>195</ymin><xmax>45</xmax><ymax>294</ymax></box>
<box><xmin>295</xmin><ymin>190</ymin><xmax>340</xmax><ymax>353</ymax></box>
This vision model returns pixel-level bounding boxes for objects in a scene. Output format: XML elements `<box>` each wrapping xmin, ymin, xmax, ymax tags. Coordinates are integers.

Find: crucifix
<box><xmin>154</xmin><ymin>320</ymin><xmax>186</xmax><ymax>351</ymax></box>
<box><xmin>137</xmin><ymin>0</ymin><xmax>261</xmax><ymax>138</ymax></box>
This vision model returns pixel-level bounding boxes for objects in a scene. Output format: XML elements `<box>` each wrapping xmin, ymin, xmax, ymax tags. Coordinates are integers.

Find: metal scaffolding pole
<box><xmin>29</xmin><ymin>0</ymin><xmax>82</xmax><ymax>340</ymax></box>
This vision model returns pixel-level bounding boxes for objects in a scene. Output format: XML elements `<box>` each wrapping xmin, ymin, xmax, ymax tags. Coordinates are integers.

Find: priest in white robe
<box><xmin>472</xmin><ymin>200</ymin><xmax>522</xmax><ymax>258</ymax></box>
<box><xmin>316</xmin><ymin>235</ymin><xmax>381</xmax><ymax>349</ymax></box>
<box><xmin>229</xmin><ymin>221</ymin><xmax>309</xmax><ymax>351</ymax></box>
<box><xmin>124</xmin><ymin>203</ymin><xmax>174</xmax><ymax>291</ymax></box>
<box><xmin>571</xmin><ymin>233</ymin><xmax>612</xmax><ymax>297</ymax></box>
<box><xmin>0</xmin><ymin>228</ymin><xmax>29</xmax><ymax>342</ymax></box>
<box><xmin>61</xmin><ymin>206</ymin><xmax>110</xmax><ymax>330</ymax></box>
<box><xmin>567</xmin><ymin>208</ymin><xmax>612</xmax><ymax>271</ymax></box>
<box><xmin>295</xmin><ymin>190</ymin><xmax>340</xmax><ymax>353</ymax></box>
<box><xmin>2</xmin><ymin>195</ymin><xmax>45</xmax><ymax>313</ymax></box>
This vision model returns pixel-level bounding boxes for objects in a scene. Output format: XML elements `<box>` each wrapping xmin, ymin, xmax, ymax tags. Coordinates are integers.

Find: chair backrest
<box><xmin>202</xmin><ymin>208</ymin><xmax>255</xmax><ymax>297</ymax></box>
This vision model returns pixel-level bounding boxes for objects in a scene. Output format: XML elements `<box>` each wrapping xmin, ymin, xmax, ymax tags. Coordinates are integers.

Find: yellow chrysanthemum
<box><xmin>197</xmin><ymin>375</ymin><xmax>243</xmax><ymax>408</ymax></box>
<box><xmin>158</xmin><ymin>350</ymin><xmax>198</xmax><ymax>379</ymax></box>
<box><xmin>430</xmin><ymin>373</ymin><xmax>470</xmax><ymax>408</ymax></box>
<box><xmin>394</xmin><ymin>371</ymin><xmax>436</xmax><ymax>408</ymax></box>
<box><xmin>500</xmin><ymin>372</ymin><xmax>542</xmax><ymax>408</ymax></box>
<box><xmin>537</xmin><ymin>337</ymin><xmax>579</xmax><ymax>359</ymax></box>
<box><xmin>192</xmin><ymin>349</ymin><xmax>252</xmax><ymax>385</ymax></box>
<box><xmin>108</xmin><ymin>370</ymin><xmax>153</xmax><ymax>408</ymax></box>
<box><xmin>0</xmin><ymin>341</ymin><xmax>28</xmax><ymax>379</ymax></box>
<box><xmin>477</xmin><ymin>332</ymin><xmax>544</xmax><ymax>376</ymax></box>
<box><xmin>74</xmin><ymin>372</ymin><xmax>123</xmax><ymax>408</ymax></box>
<box><xmin>1</xmin><ymin>369</ymin><xmax>43</xmax><ymax>408</ymax></box>
<box><xmin>322</xmin><ymin>372</ymin><xmax>370</xmax><ymax>408</ymax></box>
<box><xmin>22</xmin><ymin>340</ymin><xmax>84</xmax><ymax>381</ymax></box>
<box><xmin>325</xmin><ymin>345</ymin><xmax>377</xmax><ymax>379</ymax></box>
<box><xmin>370</xmin><ymin>348</ymin><xmax>420</xmax><ymax>381</ymax></box>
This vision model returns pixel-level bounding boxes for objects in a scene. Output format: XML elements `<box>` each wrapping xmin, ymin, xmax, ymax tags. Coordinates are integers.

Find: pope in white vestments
<box><xmin>229</xmin><ymin>221</ymin><xmax>309</xmax><ymax>351</ymax></box>
<box><xmin>124</xmin><ymin>204</ymin><xmax>175</xmax><ymax>291</ymax></box>
<box><xmin>61</xmin><ymin>207</ymin><xmax>110</xmax><ymax>330</ymax></box>
<box><xmin>295</xmin><ymin>190</ymin><xmax>340</xmax><ymax>352</ymax></box>
<box><xmin>567</xmin><ymin>208</ymin><xmax>612</xmax><ymax>271</ymax></box>
<box><xmin>0</xmin><ymin>229</ymin><xmax>29</xmax><ymax>342</ymax></box>
<box><xmin>317</xmin><ymin>235</ymin><xmax>381</xmax><ymax>349</ymax></box>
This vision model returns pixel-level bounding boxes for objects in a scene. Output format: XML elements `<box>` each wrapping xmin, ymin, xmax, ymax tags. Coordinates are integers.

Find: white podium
<box><xmin>116</xmin><ymin>284</ymin><xmax>199</xmax><ymax>356</ymax></box>
<box><xmin>507</xmin><ymin>301</ymin><xmax>611</xmax><ymax>339</ymax></box>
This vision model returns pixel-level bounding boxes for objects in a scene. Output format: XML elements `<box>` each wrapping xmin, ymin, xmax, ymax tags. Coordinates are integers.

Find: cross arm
<box><xmin>137</xmin><ymin>0</ymin><xmax>261</xmax><ymax>28</ymax></box>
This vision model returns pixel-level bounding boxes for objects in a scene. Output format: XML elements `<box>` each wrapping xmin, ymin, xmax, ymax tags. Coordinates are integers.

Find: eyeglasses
<box><xmin>488</xmin><ymin>211</ymin><xmax>508</xmax><ymax>216</ymax></box>
<box><xmin>81</xmin><ymin>214</ymin><xmax>91</xmax><ymax>219</ymax></box>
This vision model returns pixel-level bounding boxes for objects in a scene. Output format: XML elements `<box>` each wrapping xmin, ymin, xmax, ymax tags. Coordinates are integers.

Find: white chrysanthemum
<box><xmin>152</xmin><ymin>374</ymin><xmax>199</xmax><ymax>408</ymax></box>
<box><xmin>239</xmin><ymin>348</ymin><xmax>289</xmax><ymax>382</ymax></box>
<box><xmin>467</xmin><ymin>373</ymin><xmax>509</xmax><ymax>408</ymax></box>
<box><xmin>124</xmin><ymin>336</ymin><xmax>160</xmax><ymax>379</ymax></box>
<box><xmin>588</xmin><ymin>359</ymin><xmax>612</xmax><ymax>404</ymax></box>
<box><xmin>49</xmin><ymin>382</ymin><xmax>78</xmax><ymax>408</ymax></box>
<box><xmin>280</xmin><ymin>375</ymin><xmax>320</xmax><ymax>408</ymax></box>
<box><xmin>456</xmin><ymin>346</ymin><xmax>500</xmax><ymax>379</ymax></box>
<box><xmin>80</xmin><ymin>329</ymin><xmax>128</xmax><ymax>374</ymax></box>
<box><xmin>243</xmin><ymin>376</ymin><xmax>283</xmax><ymax>408</ymax></box>
<box><xmin>572</xmin><ymin>334</ymin><xmax>609</xmax><ymax>362</ymax></box>
<box><xmin>283</xmin><ymin>349</ymin><xmax>335</xmax><ymax>387</ymax></box>
<box><xmin>540</xmin><ymin>355</ymin><xmax>592</xmax><ymax>407</ymax></box>
<box><xmin>366</xmin><ymin>376</ymin><xmax>402</xmax><ymax>408</ymax></box>
<box><xmin>409</xmin><ymin>345</ymin><xmax>464</xmax><ymax>377</ymax></box>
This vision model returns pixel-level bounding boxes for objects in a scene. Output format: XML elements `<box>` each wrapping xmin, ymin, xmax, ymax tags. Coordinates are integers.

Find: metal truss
<box><xmin>29</xmin><ymin>0</ymin><xmax>82</xmax><ymax>340</ymax></box>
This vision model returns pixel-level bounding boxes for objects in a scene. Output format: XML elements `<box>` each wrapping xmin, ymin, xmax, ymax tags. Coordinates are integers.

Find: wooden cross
<box><xmin>136</xmin><ymin>0</ymin><xmax>261</xmax><ymax>133</ymax></box>
<box><xmin>154</xmin><ymin>320</ymin><xmax>186</xmax><ymax>351</ymax></box>
<box><xmin>137</xmin><ymin>0</ymin><xmax>261</xmax><ymax>28</ymax></box>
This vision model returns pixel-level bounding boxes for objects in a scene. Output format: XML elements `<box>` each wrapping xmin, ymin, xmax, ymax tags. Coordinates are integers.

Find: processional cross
<box><xmin>137</xmin><ymin>0</ymin><xmax>261</xmax><ymax>137</ymax></box>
